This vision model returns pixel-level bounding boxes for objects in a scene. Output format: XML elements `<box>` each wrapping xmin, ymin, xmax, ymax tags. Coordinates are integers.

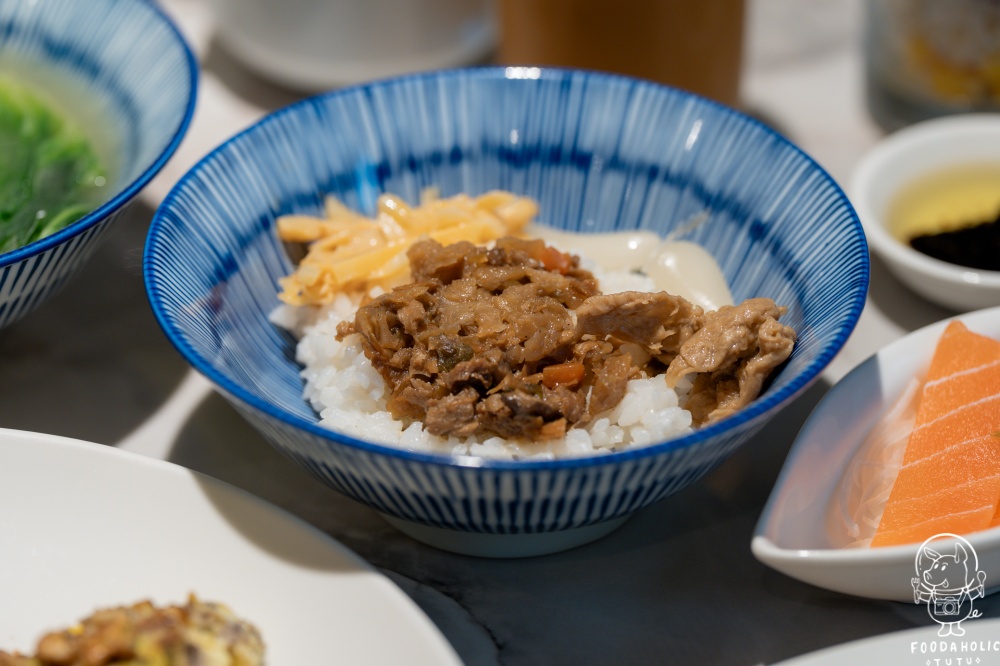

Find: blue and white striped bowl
<box><xmin>146</xmin><ymin>68</ymin><xmax>868</xmax><ymax>557</ymax></box>
<box><xmin>0</xmin><ymin>0</ymin><xmax>196</xmax><ymax>328</ymax></box>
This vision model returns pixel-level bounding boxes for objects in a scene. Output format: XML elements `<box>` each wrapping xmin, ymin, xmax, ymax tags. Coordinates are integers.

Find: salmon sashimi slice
<box><xmin>871</xmin><ymin>321</ymin><xmax>1000</xmax><ymax>548</ymax></box>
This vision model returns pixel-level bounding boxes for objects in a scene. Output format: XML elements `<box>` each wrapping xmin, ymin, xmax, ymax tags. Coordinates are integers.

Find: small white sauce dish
<box><xmin>850</xmin><ymin>114</ymin><xmax>1000</xmax><ymax>312</ymax></box>
<box><xmin>752</xmin><ymin>306</ymin><xmax>1000</xmax><ymax>601</ymax></box>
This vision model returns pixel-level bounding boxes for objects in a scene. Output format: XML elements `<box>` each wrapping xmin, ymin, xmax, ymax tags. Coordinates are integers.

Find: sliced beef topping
<box><xmin>341</xmin><ymin>236</ymin><xmax>796</xmax><ymax>441</ymax></box>
<box><xmin>575</xmin><ymin>291</ymin><xmax>704</xmax><ymax>362</ymax></box>
<box><xmin>664</xmin><ymin>298</ymin><xmax>796</xmax><ymax>425</ymax></box>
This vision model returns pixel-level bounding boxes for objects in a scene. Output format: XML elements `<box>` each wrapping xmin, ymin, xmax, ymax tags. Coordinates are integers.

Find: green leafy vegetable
<box><xmin>0</xmin><ymin>76</ymin><xmax>106</xmax><ymax>253</ymax></box>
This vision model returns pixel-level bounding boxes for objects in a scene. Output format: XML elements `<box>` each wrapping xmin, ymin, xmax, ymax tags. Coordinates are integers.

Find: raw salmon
<box><xmin>871</xmin><ymin>321</ymin><xmax>1000</xmax><ymax>547</ymax></box>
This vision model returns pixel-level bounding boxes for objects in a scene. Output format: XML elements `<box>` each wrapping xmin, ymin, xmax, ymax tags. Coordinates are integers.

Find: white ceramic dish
<box><xmin>210</xmin><ymin>0</ymin><xmax>495</xmax><ymax>90</ymax></box>
<box><xmin>0</xmin><ymin>429</ymin><xmax>460</xmax><ymax>664</ymax></box>
<box><xmin>772</xmin><ymin>617</ymin><xmax>1000</xmax><ymax>665</ymax></box>
<box><xmin>752</xmin><ymin>306</ymin><xmax>1000</xmax><ymax>601</ymax></box>
<box><xmin>850</xmin><ymin>113</ymin><xmax>1000</xmax><ymax>312</ymax></box>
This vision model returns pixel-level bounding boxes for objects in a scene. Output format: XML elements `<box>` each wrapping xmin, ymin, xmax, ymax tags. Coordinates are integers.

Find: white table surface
<box><xmin>0</xmin><ymin>0</ymin><xmax>987</xmax><ymax>663</ymax></box>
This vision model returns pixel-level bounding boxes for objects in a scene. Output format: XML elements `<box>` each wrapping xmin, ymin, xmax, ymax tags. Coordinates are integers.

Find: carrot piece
<box><xmin>539</xmin><ymin>245</ymin><xmax>574</xmax><ymax>275</ymax></box>
<box><xmin>542</xmin><ymin>362</ymin><xmax>585</xmax><ymax>388</ymax></box>
<box><xmin>539</xmin><ymin>418</ymin><xmax>568</xmax><ymax>440</ymax></box>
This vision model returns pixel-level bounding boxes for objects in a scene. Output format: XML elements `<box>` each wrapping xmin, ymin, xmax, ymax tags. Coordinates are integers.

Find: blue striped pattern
<box><xmin>146</xmin><ymin>68</ymin><xmax>869</xmax><ymax>535</ymax></box>
<box><xmin>0</xmin><ymin>0</ymin><xmax>197</xmax><ymax>329</ymax></box>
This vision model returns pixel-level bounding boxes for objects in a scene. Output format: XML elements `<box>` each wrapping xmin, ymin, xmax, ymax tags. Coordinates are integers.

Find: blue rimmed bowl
<box><xmin>0</xmin><ymin>0</ymin><xmax>196</xmax><ymax>328</ymax></box>
<box><xmin>145</xmin><ymin>67</ymin><xmax>868</xmax><ymax>557</ymax></box>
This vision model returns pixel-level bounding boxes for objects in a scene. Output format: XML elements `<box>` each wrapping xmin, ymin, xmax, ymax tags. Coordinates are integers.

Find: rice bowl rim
<box><xmin>0</xmin><ymin>0</ymin><xmax>199</xmax><ymax>269</ymax></box>
<box><xmin>145</xmin><ymin>66</ymin><xmax>868</xmax><ymax>472</ymax></box>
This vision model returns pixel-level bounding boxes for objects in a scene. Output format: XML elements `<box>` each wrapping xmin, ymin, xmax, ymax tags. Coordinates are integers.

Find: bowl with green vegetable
<box><xmin>0</xmin><ymin>0</ymin><xmax>197</xmax><ymax>328</ymax></box>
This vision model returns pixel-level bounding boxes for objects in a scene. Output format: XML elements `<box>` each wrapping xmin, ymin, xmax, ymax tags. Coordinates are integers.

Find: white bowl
<box><xmin>850</xmin><ymin>114</ymin><xmax>1000</xmax><ymax>312</ymax></box>
<box><xmin>210</xmin><ymin>0</ymin><xmax>495</xmax><ymax>90</ymax></box>
<box><xmin>752</xmin><ymin>306</ymin><xmax>1000</xmax><ymax>601</ymax></box>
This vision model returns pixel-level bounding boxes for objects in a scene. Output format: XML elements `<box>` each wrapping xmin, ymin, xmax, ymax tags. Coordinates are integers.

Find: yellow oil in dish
<box><xmin>888</xmin><ymin>162</ymin><xmax>1000</xmax><ymax>240</ymax></box>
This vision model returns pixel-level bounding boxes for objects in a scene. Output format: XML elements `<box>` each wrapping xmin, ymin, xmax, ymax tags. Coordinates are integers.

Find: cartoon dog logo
<box><xmin>913</xmin><ymin>533</ymin><xmax>986</xmax><ymax>637</ymax></box>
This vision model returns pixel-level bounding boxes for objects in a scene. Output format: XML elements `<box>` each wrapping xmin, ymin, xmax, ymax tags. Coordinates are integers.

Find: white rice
<box><xmin>270</xmin><ymin>260</ymin><xmax>694</xmax><ymax>460</ymax></box>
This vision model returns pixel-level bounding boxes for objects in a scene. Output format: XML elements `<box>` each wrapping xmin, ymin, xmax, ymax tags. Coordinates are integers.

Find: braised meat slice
<box><xmin>342</xmin><ymin>235</ymin><xmax>796</xmax><ymax>441</ymax></box>
<box><xmin>664</xmin><ymin>298</ymin><xmax>797</xmax><ymax>425</ymax></box>
<box><xmin>575</xmin><ymin>291</ymin><xmax>704</xmax><ymax>362</ymax></box>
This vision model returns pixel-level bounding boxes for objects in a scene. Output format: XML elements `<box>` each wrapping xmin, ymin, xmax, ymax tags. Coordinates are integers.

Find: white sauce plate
<box><xmin>752</xmin><ymin>306</ymin><xmax>1000</xmax><ymax>601</ymax></box>
<box><xmin>0</xmin><ymin>429</ymin><xmax>461</xmax><ymax>664</ymax></box>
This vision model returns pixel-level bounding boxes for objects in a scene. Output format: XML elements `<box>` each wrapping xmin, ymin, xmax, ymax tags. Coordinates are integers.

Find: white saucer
<box><xmin>0</xmin><ymin>428</ymin><xmax>460</xmax><ymax>664</ymax></box>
